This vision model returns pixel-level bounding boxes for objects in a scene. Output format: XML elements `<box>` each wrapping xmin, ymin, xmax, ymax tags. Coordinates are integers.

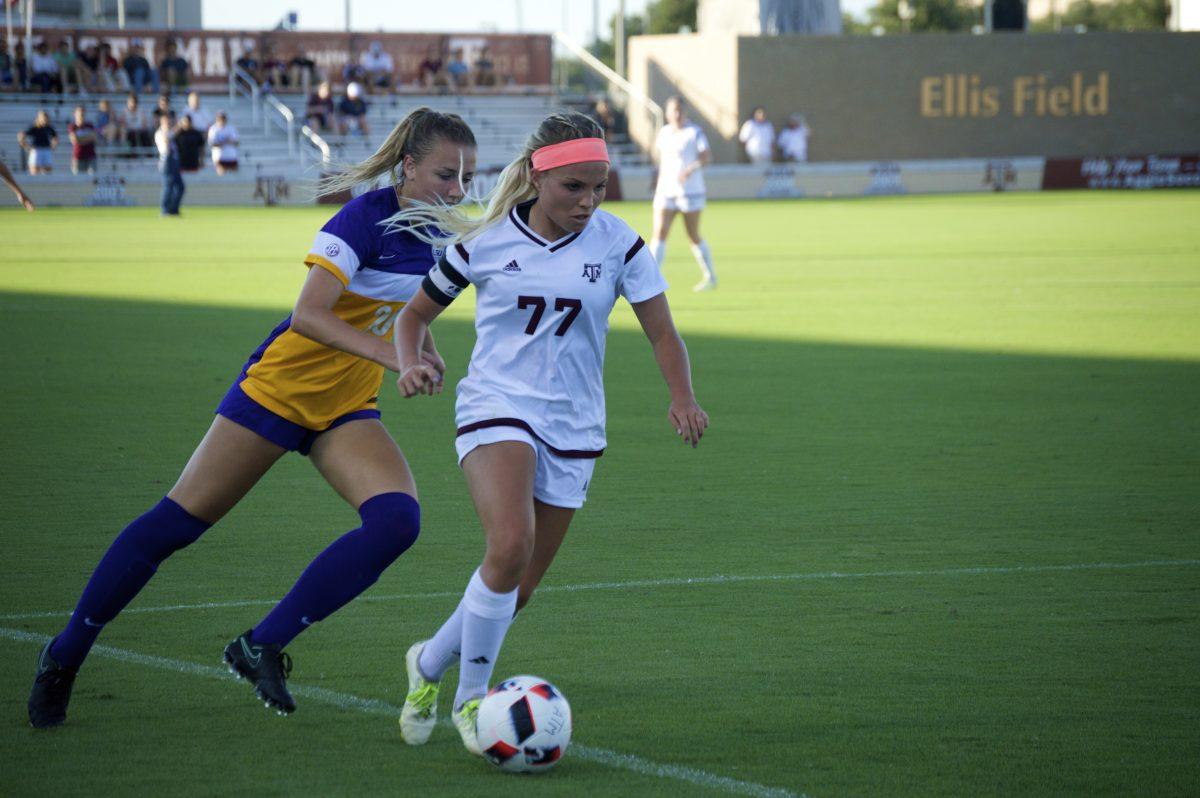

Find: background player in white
<box><xmin>388</xmin><ymin>113</ymin><xmax>709</xmax><ymax>757</ymax></box>
<box><xmin>649</xmin><ymin>96</ymin><xmax>718</xmax><ymax>292</ymax></box>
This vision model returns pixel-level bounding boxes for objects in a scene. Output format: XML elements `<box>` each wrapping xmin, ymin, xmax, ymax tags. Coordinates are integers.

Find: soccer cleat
<box><xmin>222</xmin><ymin>629</ymin><xmax>296</xmax><ymax>715</ymax></box>
<box><xmin>693</xmin><ymin>276</ymin><xmax>717</xmax><ymax>292</ymax></box>
<box><xmin>28</xmin><ymin>638</ymin><xmax>77</xmax><ymax>729</ymax></box>
<box><xmin>399</xmin><ymin>641</ymin><xmax>440</xmax><ymax>745</ymax></box>
<box><xmin>452</xmin><ymin>698</ymin><xmax>483</xmax><ymax>756</ymax></box>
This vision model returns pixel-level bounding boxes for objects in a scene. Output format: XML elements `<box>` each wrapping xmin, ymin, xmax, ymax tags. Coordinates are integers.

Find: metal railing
<box><xmin>553</xmin><ymin>31</ymin><xmax>662</xmax><ymax>148</ymax></box>
<box><xmin>299</xmin><ymin>124</ymin><xmax>332</xmax><ymax>172</ymax></box>
<box><xmin>228</xmin><ymin>65</ymin><xmax>261</xmax><ymax>125</ymax></box>
<box><xmin>263</xmin><ymin>92</ymin><xmax>296</xmax><ymax>156</ymax></box>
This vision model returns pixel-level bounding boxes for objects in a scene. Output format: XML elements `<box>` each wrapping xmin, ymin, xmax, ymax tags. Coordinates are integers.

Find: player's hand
<box><xmin>668</xmin><ymin>398</ymin><xmax>708</xmax><ymax>448</ymax></box>
<box><xmin>397</xmin><ymin>363</ymin><xmax>443</xmax><ymax>398</ymax></box>
<box><xmin>420</xmin><ymin>348</ymin><xmax>446</xmax><ymax>378</ymax></box>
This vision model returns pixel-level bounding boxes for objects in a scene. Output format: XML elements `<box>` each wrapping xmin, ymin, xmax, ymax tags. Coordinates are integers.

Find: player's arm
<box><xmin>631</xmin><ymin>293</ymin><xmax>709</xmax><ymax>447</ymax></box>
<box><xmin>0</xmin><ymin>161</ymin><xmax>34</xmax><ymax>211</ymax></box>
<box><xmin>290</xmin><ymin>264</ymin><xmax>409</xmax><ymax>371</ymax></box>
<box><xmin>394</xmin><ymin>287</ymin><xmax>448</xmax><ymax>397</ymax></box>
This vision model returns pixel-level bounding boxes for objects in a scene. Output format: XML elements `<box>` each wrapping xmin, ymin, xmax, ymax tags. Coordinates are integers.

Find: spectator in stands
<box><xmin>13</xmin><ymin>41</ymin><xmax>29</xmax><ymax>92</ymax></box>
<box><xmin>473</xmin><ymin>45</ymin><xmax>496</xmax><ymax>89</ymax></box>
<box><xmin>77</xmin><ymin>44</ymin><xmax>101</xmax><ymax>93</ymax></box>
<box><xmin>336</xmin><ymin>81</ymin><xmax>370</xmax><ymax>138</ymax></box>
<box><xmin>341</xmin><ymin>58</ymin><xmax>366</xmax><ymax>87</ymax></box>
<box><xmin>120</xmin><ymin>92</ymin><xmax>153</xmax><ymax>152</ymax></box>
<box><xmin>776</xmin><ymin>112</ymin><xmax>811</xmax><ymax>163</ymax></box>
<box><xmin>155</xmin><ymin>112</ymin><xmax>185</xmax><ymax>215</ymax></box>
<box><xmin>159</xmin><ymin>40</ymin><xmax>190</xmax><ymax>92</ymax></box>
<box><xmin>305</xmin><ymin>81</ymin><xmax>335</xmax><ymax>133</ymax></box>
<box><xmin>593</xmin><ymin>97</ymin><xmax>626</xmax><ymax>144</ymax></box>
<box><xmin>18</xmin><ymin>110</ymin><xmax>58</xmax><ymax>174</ymax></box>
<box><xmin>208</xmin><ymin>111</ymin><xmax>240</xmax><ymax>175</ymax></box>
<box><xmin>287</xmin><ymin>49</ymin><xmax>320</xmax><ymax>92</ymax></box>
<box><xmin>67</xmin><ymin>105</ymin><xmax>98</xmax><ymax>174</ymax></box>
<box><xmin>235</xmin><ymin>47</ymin><xmax>262</xmax><ymax>84</ymax></box>
<box><xmin>445</xmin><ymin>47</ymin><xmax>471</xmax><ymax>92</ymax></box>
<box><xmin>97</xmin><ymin>42</ymin><xmax>128</xmax><ymax>92</ymax></box>
<box><xmin>0</xmin><ymin>40</ymin><xmax>15</xmax><ymax>91</ymax></box>
<box><xmin>96</xmin><ymin>98</ymin><xmax>119</xmax><ymax>145</ymax></box>
<box><xmin>418</xmin><ymin>45</ymin><xmax>446</xmax><ymax>90</ymax></box>
<box><xmin>183</xmin><ymin>91</ymin><xmax>213</xmax><ymax>136</ymax></box>
<box><xmin>0</xmin><ymin>160</ymin><xmax>36</xmax><ymax>210</ymax></box>
<box><xmin>152</xmin><ymin>93</ymin><xmax>174</xmax><ymax>126</ymax></box>
<box><xmin>738</xmin><ymin>106</ymin><xmax>774</xmax><ymax>165</ymax></box>
<box><xmin>123</xmin><ymin>39</ymin><xmax>159</xmax><ymax>95</ymax></box>
<box><xmin>174</xmin><ymin>114</ymin><xmax>206</xmax><ymax>173</ymax></box>
<box><xmin>30</xmin><ymin>41</ymin><xmax>62</xmax><ymax>94</ymax></box>
<box><xmin>53</xmin><ymin>40</ymin><xmax>86</xmax><ymax>95</ymax></box>
<box><xmin>260</xmin><ymin>45</ymin><xmax>288</xmax><ymax>92</ymax></box>
<box><xmin>359</xmin><ymin>41</ymin><xmax>394</xmax><ymax>94</ymax></box>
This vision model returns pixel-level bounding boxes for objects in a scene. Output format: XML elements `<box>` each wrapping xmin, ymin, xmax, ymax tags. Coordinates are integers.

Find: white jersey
<box><xmin>655</xmin><ymin>123</ymin><xmax>710</xmax><ymax>200</ymax></box>
<box><xmin>423</xmin><ymin>201</ymin><xmax>669</xmax><ymax>456</ymax></box>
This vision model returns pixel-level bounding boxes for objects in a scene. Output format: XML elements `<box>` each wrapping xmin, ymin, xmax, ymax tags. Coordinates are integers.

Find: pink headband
<box><xmin>530</xmin><ymin>138</ymin><xmax>610</xmax><ymax>171</ymax></box>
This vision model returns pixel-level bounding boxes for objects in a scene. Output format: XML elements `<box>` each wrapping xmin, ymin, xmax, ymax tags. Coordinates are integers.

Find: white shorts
<box><xmin>653</xmin><ymin>192</ymin><xmax>705</xmax><ymax>213</ymax></box>
<box><xmin>455</xmin><ymin>425</ymin><xmax>597</xmax><ymax>509</ymax></box>
<box><xmin>29</xmin><ymin>148</ymin><xmax>54</xmax><ymax>170</ymax></box>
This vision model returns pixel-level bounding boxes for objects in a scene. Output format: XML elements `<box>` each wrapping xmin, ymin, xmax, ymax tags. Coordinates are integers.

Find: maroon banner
<box><xmin>27</xmin><ymin>28</ymin><xmax>552</xmax><ymax>88</ymax></box>
<box><xmin>1042</xmin><ymin>154</ymin><xmax>1200</xmax><ymax>190</ymax></box>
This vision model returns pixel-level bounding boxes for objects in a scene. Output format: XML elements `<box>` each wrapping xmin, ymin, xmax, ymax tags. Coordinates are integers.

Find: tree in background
<box><xmin>868</xmin><ymin>0</ymin><xmax>979</xmax><ymax>33</ymax></box>
<box><xmin>1031</xmin><ymin>0</ymin><xmax>1170</xmax><ymax>30</ymax></box>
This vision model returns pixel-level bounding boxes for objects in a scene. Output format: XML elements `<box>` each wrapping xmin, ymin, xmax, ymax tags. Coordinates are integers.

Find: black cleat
<box><xmin>28</xmin><ymin>637</ymin><xmax>78</xmax><ymax>729</ymax></box>
<box><xmin>223</xmin><ymin>629</ymin><xmax>296</xmax><ymax>715</ymax></box>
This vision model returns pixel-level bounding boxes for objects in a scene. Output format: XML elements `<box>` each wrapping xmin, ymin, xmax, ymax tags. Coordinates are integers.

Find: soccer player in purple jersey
<box><xmin>28</xmin><ymin>109</ymin><xmax>477</xmax><ymax>728</ymax></box>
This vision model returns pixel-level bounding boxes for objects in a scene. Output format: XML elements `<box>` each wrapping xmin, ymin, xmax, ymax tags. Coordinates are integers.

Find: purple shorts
<box><xmin>215</xmin><ymin>382</ymin><xmax>380</xmax><ymax>456</ymax></box>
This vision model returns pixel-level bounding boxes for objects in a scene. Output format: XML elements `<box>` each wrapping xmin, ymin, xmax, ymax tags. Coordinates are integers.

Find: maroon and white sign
<box><xmin>1042</xmin><ymin>154</ymin><xmax>1200</xmax><ymax>190</ymax></box>
<box><xmin>27</xmin><ymin>28</ymin><xmax>553</xmax><ymax>87</ymax></box>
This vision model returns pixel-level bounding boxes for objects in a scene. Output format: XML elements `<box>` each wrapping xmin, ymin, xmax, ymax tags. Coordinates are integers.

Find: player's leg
<box><xmin>682</xmin><ymin>208</ymin><xmax>717</xmax><ymax>291</ymax></box>
<box><xmin>227</xmin><ymin>417</ymin><xmax>420</xmax><ymax>714</ymax></box>
<box><xmin>650</xmin><ymin>203</ymin><xmax>676</xmax><ymax>266</ymax></box>
<box><xmin>515</xmin><ymin>500</ymin><xmax>577</xmax><ymax>612</ymax></box>
<box><xmin>29</xmin><ymin>417</ymin><xmax>285</xmax><ymax>728</ymax></box>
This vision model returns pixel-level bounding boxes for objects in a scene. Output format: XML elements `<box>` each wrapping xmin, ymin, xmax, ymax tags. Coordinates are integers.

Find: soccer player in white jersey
<box><xmin>650</xmin><ymin>96</ymin><xmax>718</xmax><ymax>292</ymax></box>
<box><xmin>389</xmin><ymin>113</ymin><xmax>709</xmax><ymax>758</ymax></box>
<box><xmin>26</xmin><ymin>109</ymin><xmax>477</xmax><ymax>728</ymax></box>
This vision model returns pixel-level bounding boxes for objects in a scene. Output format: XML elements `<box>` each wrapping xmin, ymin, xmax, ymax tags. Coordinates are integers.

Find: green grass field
<box><xmin>1</xmin><ymin>192</ymin><xmax>1197</xmax><ymax>797</ymax></box>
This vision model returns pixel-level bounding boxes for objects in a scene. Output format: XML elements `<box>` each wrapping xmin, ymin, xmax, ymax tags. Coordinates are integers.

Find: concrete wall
<box><xmin>629</xmin><ymin>31</ymin><xmax>1200</xmax><ymax>162</ymax></box>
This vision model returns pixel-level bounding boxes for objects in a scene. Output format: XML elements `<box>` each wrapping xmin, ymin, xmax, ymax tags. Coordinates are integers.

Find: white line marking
<box><xmin>2</xmin><ymin>558</ymin><xmax>1196</xmax><ymax>622</ymax></box>
<box><xmin>3</xmin><ymin>627</ymin><xmax>801</xmax><ymax>798</ymax></box>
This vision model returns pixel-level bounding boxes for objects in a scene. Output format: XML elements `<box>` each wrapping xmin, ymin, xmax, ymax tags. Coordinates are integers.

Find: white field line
<box><xmin>2</xmin><ymin>559</ymin><xmax>1197</xmax><ymax>623</ymax></box>
<box><xmin>1</xmin><ymin>627</ymin><xmax>802</xmax><ymax>798</ymax></box>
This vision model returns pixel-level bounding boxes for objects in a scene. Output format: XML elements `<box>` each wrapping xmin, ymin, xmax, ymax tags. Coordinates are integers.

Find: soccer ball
<box><xmin>476</xmin><ymin>675</ymin><xmax>572</xmax><ymax>773</ymax></box>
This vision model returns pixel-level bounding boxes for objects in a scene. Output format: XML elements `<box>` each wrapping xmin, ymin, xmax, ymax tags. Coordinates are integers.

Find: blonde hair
<box><xmin>317</xmin><ymin>107</ymin><xmax>476</xmax><ymax>200</ymax></box>
<box><xmin>383</xmin><ymin>111</ymin><xmax>604</xmax><ymax>244</ymax></box>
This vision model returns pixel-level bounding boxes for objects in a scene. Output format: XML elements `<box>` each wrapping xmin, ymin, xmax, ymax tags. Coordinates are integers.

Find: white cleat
<box><xmin>399</xmin><ymin>641</ymin><xmax>440</xmax><ymax>746</ymax></box>
<box><xmin>693</xmin><ymin>276</ymin><xmax>717</xmax><ymax>292</ymax></box>
<box><xmin>452</xmin><ymin>698</ymin><xmax>483</xmax><ymax>757</ymax></box>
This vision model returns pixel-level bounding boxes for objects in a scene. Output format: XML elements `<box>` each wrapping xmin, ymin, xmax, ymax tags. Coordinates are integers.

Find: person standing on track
<box><xmin>649</xmin><ymin>96</ymin><xmax>718</xmax><ymax>292</ymax></box>
<box><xmin>387</xmin><ymin>112</ymin><xmax>709</xmax><ymax>758</ymax></box>
<box><xmin>27</xmin><ymin>108</ymin><xmax>478</xmax><ymax>728</ymax></box>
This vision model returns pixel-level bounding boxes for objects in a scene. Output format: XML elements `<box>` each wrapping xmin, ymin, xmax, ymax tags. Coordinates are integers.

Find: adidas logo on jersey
<box><xmin>503</xmin><ymin>259</ymin><xmax>521</xmax><ymax>273</ymax></box>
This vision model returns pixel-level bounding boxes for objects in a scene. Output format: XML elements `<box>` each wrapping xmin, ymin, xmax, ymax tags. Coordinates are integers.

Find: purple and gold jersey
<box><xmin>237</xmin><ymin>187</ymin><xmax>443</xmax><ymax>430</ymax></box>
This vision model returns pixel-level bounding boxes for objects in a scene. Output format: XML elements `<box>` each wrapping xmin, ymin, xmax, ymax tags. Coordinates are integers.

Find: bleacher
<box><xmin>0</xmin><ymin>88</ymin><xmax>648</xmax><ymax>185</ymax></box>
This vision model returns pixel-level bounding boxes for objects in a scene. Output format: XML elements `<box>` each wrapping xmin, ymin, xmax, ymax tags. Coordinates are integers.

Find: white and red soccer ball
<box><xmin>476</xmin><ymin>675</ymin><xmax>572</xmax><ymax>773</ymax></box>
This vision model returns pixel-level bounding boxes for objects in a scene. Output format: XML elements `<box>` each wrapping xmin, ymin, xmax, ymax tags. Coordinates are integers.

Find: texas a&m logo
<box><xmin>581</xmin><ymin>262</ymin><xmax>602</xmax><ymax>283</ymax></box>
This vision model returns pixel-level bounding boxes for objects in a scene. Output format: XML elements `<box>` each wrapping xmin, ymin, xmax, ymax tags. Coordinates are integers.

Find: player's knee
<box><xmin>358</xmin><ymin>492</ymin><xmax>421</xmax><ymax>563</ymax></box>
<box><xmin>485</xmin><ymin>530</ymin><xmax>534</xmax><ymax>581</ymax></box>
<box><xmin>122</xmin><ymin>496</ymin><xmax>212</xmax><ymax>565</ymax></box>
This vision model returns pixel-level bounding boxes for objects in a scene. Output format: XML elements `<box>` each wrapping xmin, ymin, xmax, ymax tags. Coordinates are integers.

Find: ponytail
<box><xmin>317</xmin><ymin>107</ymin><xmax>476</xmax><ymax>200</ymax></box>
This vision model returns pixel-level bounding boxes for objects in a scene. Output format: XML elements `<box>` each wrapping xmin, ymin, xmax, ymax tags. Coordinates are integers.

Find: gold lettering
<box><xmin>969</xmin><ymin>74</ymin><xmax>981</xmax><ymax>117</ymax></box>
<box><xmin>1071</xmin><ymin>72</ymin><xmax>1083</xmax><ymax>115</ymax></box>
<box><xmin>1085</xmin><ymin>72</ymin><xmax>1109</xmax><ymax>115</ymax></box>
<box><xmin>1049</xmin><ymin>86</ymin><xmax>1070</xmax><ymax>116</ymax></box>
<box><xmin>981</xmin><ymin>86</ymin><xmax>1000</xmax><ymax>117</ymax></box>
<box><xmin>1013</xmin><ymin>76</ymin><xmax>1033</xmax><ymax>117</ymax></box>
<box><xmin>956</xmin><ymin>73</ymin><xmax>968</xmax><ymax>117</ymax></box>
<box><xmin>920</xmin><ymin>76</ymin><xmax>942</xmax><ymax>117</ymax></box>
<box><xmin>945</xmin><ymin>73</ymin><xmax>955</xmax><ymax>117</ymax></box>
<box><xmin>1035</xmin><ymin>74</ymin><xmax>1047</xmax><ymax>116</ymax></box>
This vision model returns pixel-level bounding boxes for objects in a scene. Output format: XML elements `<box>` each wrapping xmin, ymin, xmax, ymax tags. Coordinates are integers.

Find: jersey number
<box><xmin>517</xmin><ymin>296</ymin><xmax>582</xmax><ymax>336</ymax></box>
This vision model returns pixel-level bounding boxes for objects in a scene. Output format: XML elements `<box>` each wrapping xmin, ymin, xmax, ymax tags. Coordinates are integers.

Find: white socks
<box><xmin>650</xmin><ymin>238</ymin><xmax>666</xmax><ymax>266</ymax></box>
<box><xmin>691</xmin><ymin>240</ymin><xmax>716</xmax><ymax>282</ymax></box>
<box><xmin>417</xmin><ymin>601</ymin><xmax>464</xmax><ymax>682</ymax></box>
<box><xmin>454</xmin><ymin>568</ymin><xmax>517</xmax><ymax>709</ymax></box>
